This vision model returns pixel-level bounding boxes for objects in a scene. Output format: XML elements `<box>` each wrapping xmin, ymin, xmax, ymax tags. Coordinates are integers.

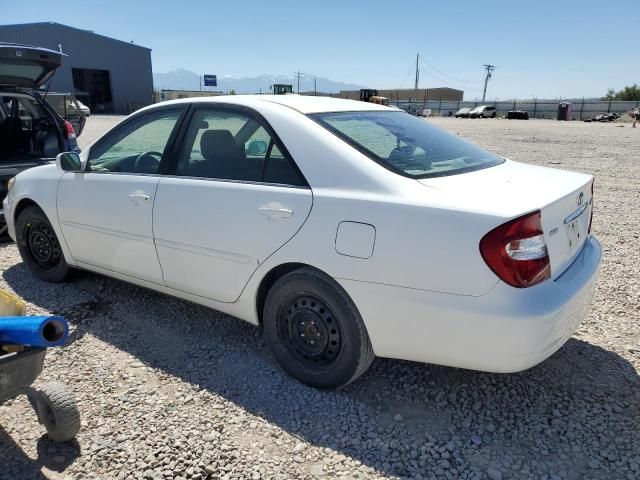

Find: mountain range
<box><xmin>152</xmin><ymin>69</ymin><xmax>363</xmax><ymax>94</ymax></box>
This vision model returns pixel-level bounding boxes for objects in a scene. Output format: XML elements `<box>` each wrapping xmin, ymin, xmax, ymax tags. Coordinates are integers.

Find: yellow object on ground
<box><xmin>0</xmin><ymin>289</ymin><xmax>26</xmax><ymax>317</ymax></box>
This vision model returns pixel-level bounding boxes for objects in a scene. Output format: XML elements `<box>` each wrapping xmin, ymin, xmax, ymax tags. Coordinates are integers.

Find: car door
<box><xmin>153</xmin><ymin>105</ymin><xmax>313</xmax><ymax>302</ymax></box>
<box><xmin>57</xmin><ymin>106</ymin><xmax>185</xmax><ymax>284</ymax></box>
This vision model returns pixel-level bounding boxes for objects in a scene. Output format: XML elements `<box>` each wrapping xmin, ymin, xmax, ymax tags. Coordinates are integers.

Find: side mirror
<box><xmin>56</xmin><ymin>152</ymin><xmax>82</xmax><ymax>172</ymax></box>
<box><xmin>246</xmin><ymin>140</ymin><xmax>268</xmax><ymax>156</ymax></box>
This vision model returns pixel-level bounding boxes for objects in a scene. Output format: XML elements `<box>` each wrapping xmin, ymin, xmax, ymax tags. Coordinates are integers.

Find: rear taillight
<box><xmin>63</xmin><ymin>120</ymin><xmax>76</xmax><ymax>139</ymax></box>
<box><xmin>588</xmin><ymin>180</ymin><xmax>594</xmax><ymax>234</ymax></box>
<box><xmin>480</xmin><ymin>210</ymin><xmax>551</xmax><ymax>288</ymax></box>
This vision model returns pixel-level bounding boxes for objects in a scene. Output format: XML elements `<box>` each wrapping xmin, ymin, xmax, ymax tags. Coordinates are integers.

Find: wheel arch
<box><xmin>13</xmin><ymin>198</ymin><xmax>43</xmax><ymax>224</ymax></box>
<box><xmin>255</xmin><ymin>262</ymin><xmax>333</xmax><ymax>325</ymax></box>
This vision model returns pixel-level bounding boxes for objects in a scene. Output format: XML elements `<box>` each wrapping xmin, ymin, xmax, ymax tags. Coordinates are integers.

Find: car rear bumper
<box><xmin>338</xmin><ymin>236</ymin><xmax>602</xmax><ymax>373</ymax></box>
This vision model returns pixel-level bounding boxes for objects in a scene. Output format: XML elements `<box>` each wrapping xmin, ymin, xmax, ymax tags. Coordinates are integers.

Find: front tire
<box><xmin>16</xmin><ymin>206</ymin><xmax>70</xmax><ymax>283</ymax></box>
<box><xmin>36</xmin><ymin>382</ymin><xmax>81</xmax><ymax>442</ymax></box>
<box><xmin>263</xmin><ymin>268</ymin><xmax>375</xmax><ymax>389</ymax></box>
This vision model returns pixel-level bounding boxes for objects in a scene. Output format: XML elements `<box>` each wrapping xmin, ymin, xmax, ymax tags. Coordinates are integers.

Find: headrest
<box><xmin>200</xmin><ymin>130</ymin><xmax>237</xmax><ymax>161</ymax></box>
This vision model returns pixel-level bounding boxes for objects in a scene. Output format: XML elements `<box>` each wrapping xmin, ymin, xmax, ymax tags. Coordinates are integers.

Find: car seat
<box><xmin>193</xmin><ymin>129</ymin><xmax>258</xmax><ymax>181</ymax></box>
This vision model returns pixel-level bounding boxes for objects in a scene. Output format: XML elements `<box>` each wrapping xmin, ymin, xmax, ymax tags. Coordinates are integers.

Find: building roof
<box><xmin>0</xmin><ymin>22</ymin><xmax>152</xmax><ymax>51</ymax></box>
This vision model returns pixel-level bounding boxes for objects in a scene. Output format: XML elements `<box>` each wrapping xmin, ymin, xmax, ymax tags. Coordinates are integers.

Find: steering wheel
<box><xmin>134</xmin><ymin>151</ymin><xmax>162</xmax><ymax>174</ymax></box>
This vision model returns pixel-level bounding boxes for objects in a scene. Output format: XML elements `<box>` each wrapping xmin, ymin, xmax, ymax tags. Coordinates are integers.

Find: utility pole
<box><xmin>414</xmin><ymin>53</ymin><xmax>420</xmax><ymax>95</ymax></box>
<box><xmin>481</xmin><ymin>64</ymin><xmax>495</xmax><ymax>103</ymax></box>
<box><xmin>295</xmin><ymin>70</ymin><xmax>306</xmax><ymax>93</ymax></box>
<box><xmin>314</xmin><ymin>77</ymin><xmax>317</xmax><ymax>96</ymax></box>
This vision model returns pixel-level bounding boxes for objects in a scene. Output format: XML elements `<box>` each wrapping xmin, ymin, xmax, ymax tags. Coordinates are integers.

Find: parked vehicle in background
<box><xmin>455</xmin><ymin>107</ymin><xmax>472</xmax><ymax>118</ymax></box>
<box><xmin>3</xmin><ymin>95</ymin><xmax>601</xmax><ymax>389</ymax></box>
<box><xmin>0</xmin><ymin>43</ymin><xmax>80</xmax><ymax>236</ymax></box>
<box><xmin>77</xmin><ymin>99</ymin><xmax>90</xmax><ymax>116</ymax></box>
<box><xmin>369</xmin><ymin>96</ymin><xmax>389</xmax><ymax>106</ymax></box>
<box><xmin>469</xmin><ymin>105</ymin><xmax>497</xmax><ymax>118</ymax></box>
<box><xmin>359</xmin><ymin>89</ymin><xmax>389</xmax><ymax>106</ymax></box>
<box><xmin>45</xmin><ymin>93</ymin><xmax>87</xmax><ymax>135</ymax></box>
<box><xmin>272</xmin><ymin>84</ymin><xmax>293</xmax><ymax>95</ymax></box>
<box><xmin>507</xmin><ymin>110</ymin><xmax>529</xmax><ymax>120</ymax></box>
<box><xmin>583</xmin><ymin>112</ymin><xmax>619</xmax><ymax>123</ymax></box>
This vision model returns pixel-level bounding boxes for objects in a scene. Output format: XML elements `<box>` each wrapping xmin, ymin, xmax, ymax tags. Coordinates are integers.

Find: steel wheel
<box><xmin>25</xmin><ymin>221</ymin><xmax>62</xmax><ymax>271</ymax></box>
<box><xmin>16</xmin><ymin>206</ymin><xmax>70</xmax><ymax>283</ymax></box>
<box><xmin>264</xmin><ymin>267</ymin><xmax>375</xmax><ymax>389</ymax></box>
<box><xmin>277</xmin><ymin>295</ymin><xmax>342</xmax><ymax>366</ymax></box>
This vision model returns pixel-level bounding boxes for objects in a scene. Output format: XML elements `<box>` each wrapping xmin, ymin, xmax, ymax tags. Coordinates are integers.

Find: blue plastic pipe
<box><xmin>0</xmin><ymin>316</ymin><xmax>69</xmax><ymax>347</ymax></box>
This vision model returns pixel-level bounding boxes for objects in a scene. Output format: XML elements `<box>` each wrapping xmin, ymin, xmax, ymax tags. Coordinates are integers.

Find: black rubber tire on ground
<box><xmin>263</xmin><ymin>267</ymin><xmax>375</xmax><ymax>389</ymax></box>
<box><xmin>491</xmin><ymin>112</ymin><xmax>497</xmax><ymax>118</ymax></box>
<box><xmin>16</xmin><ymin>205</ymin><xmax>70</xmax><ymax>282</ymax></box>
<box><xmin>36</xmin><ymin>382</ymin><xmax>81</xmax><ymax>442</ymax></box>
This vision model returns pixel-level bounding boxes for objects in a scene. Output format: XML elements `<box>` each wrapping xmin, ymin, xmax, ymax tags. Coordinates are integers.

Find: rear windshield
<box><xmin>310</xmin><ymin>111</ymin><xmax>503</xmax><ymax>178</ymax></box>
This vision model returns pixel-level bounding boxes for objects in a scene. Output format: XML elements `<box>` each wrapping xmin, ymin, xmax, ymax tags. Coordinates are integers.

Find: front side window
<box><xmin>87</xmin><ymin>108</ymin><xmax>183</xmax><ymax>174</ymax></box>
<box><xmin>310</xmin><ymin>111</ymin><xmax>503</xmax><ymax>178</ymax></box>
<box><xmin>176</xmin><ymin>108</ymin><xmax>306</xmax><ymax>186</ymax></box>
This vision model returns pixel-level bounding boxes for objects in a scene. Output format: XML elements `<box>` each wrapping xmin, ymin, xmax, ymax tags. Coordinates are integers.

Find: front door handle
<box><xmin>258</xmin><ymin>206</ymin><xmax>293</xmax><ymax>218</ymax></box>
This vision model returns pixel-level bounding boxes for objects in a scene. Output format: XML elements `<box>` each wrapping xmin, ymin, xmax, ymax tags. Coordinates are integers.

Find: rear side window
<box><xmin>310</xmin><ymin>111</ymin><xmax>503</xmax><ymax>178</ymax></box>
<box><xmin>175</xmin><ymin>108</ymin><xmax>306</xmax><ymax>186</ymax></box>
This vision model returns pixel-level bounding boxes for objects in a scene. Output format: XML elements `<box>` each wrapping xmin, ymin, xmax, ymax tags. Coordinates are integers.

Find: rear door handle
<box><xmin>128</xmin><ymin>193</ymin><xmax>151</xmax><ymax>202</ymax></box>
<box><xmin>258</xmin><ymin>206</ymin><xmax>293</xmax><ymax>218</ymax></box>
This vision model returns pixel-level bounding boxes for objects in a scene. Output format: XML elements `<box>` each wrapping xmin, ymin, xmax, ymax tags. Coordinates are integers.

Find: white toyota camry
<box><xmin>3</xmin><ymin>95</ymin><xmax>601</xmax><ymax>388</ymax></box>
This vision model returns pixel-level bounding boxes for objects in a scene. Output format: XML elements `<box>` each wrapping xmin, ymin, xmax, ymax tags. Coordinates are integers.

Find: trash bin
<box><xmin>557</xmin><ymin>102</ymin><xmax>572</xmax><ymax>121</ymax></box>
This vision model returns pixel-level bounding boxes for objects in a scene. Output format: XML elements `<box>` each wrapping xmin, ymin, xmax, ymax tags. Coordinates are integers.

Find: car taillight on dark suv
<box><xmin>63</xmin><ymin>120</ymin><xmax>76</xmax><ymax>140</ymax></box>
<box><xmin>480</xmin><ymin>210</ymin><xmax>551</xmax><ymax>288</ymax></box>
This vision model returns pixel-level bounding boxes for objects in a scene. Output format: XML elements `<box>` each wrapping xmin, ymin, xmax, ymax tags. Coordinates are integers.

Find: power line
<box><xmin>418</xmin><ymin>55</ymin><xmax>483</xmax><ymax>85</ymax></box>
<box><xmin>418</xmin><ymin>68</ymin><xmax>486</xmax><ymax>95</ymax></box>
<box><xmin>398</xmin><ymin>61</ymin><xmax>417</xmax><ymax>88</ymax></box>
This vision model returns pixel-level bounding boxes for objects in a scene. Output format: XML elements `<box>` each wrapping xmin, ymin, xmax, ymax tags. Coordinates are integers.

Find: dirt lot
<box><xmin>1</xmin><ymin>116</ymin><xmax>638</xmax><ymax>480</ymax></box>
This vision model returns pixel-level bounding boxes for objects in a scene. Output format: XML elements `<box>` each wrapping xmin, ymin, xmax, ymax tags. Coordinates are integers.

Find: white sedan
<box><xmin>3</xmin><ymin>95</ymin><xmax>601</xmax><ymax>389</ymax></box>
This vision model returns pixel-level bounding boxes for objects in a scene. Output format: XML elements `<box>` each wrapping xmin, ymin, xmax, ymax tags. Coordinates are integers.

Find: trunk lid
<box><xmin>418</xmin><ymin>160</ymin><xmax>593</xmax><ymax>279</ymax></box>
<box><xmin>0</xmin><ymin>43</ymin><xmax>63</xmax><ymax>89</ymax></box>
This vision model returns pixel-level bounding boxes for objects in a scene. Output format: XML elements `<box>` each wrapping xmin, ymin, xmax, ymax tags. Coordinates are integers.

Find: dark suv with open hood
<box><xmin>0</xmin><ymin>43</ymin><xmax>84</xmax><ymax>235</ymax></box>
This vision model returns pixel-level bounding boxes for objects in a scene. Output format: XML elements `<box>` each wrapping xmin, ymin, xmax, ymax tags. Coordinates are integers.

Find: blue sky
<box><xmin>5</xmin><ymin>0</ymin><xmax>639</xmax><ymax>99</ymax></box>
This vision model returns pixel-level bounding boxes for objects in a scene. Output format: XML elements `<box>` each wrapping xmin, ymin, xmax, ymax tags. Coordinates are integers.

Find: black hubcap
<box><xmin>278</xmin><ymin>295</ymin><xmax>342</xmax><ymax>366</ymax></box>
<box><xmin>26</xmin><ymin>221</ymin><xmax>61</xmax><ymax>270</ymax></box>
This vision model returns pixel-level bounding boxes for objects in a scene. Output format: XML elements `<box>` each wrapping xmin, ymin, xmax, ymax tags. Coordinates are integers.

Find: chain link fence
<box><xmin>392</xmin><ymin>99</ymin><xmax>640</xmax><ymax>120</ymax></box>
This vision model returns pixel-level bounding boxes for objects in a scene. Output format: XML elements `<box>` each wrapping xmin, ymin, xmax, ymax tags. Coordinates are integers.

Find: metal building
<box><xmin>0</xmin><ymin>22</ymin><xmax>153</xmax><ymax>114</ymax></box>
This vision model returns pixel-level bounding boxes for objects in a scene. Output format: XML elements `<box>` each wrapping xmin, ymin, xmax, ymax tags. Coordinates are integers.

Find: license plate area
<box><xmin>563</xmin><ymin>201</ymin><xmax>590</xmax><ymax>250</ymax></box>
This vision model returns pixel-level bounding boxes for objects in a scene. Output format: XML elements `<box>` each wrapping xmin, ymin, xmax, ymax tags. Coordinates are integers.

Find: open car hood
<box><xmin>0</xmin><ymin>43</ymin><xmax>64</xmax><ymax>89</ymax></box>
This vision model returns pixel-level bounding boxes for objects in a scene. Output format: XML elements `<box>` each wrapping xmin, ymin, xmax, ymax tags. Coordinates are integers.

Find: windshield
<box><xmin>310</xmin><ymin>111</ymin><xmax>504</xmax><ymax>178</ymax></box>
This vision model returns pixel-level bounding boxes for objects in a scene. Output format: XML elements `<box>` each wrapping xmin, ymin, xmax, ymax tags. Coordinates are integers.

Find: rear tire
<box><xmin>16</xmin><ymin>206</ymin><xmax>70</xmax><ymax>283</ymax></box>
<box><xmin>263</xmin><ymin>268</ymin><xmax>375</xmax><ymax>389</ymax></box>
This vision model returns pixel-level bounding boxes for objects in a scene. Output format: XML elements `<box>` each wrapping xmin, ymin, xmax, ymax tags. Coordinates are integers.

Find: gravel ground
<box><xmin>1</xmin><ymin>115</ymin><xmax>638</xmax><ymax>480</ymax></box>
